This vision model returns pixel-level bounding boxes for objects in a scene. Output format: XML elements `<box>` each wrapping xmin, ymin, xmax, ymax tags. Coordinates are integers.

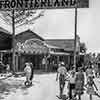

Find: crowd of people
<box><xmin>1</xmin><ymin>56</ymin><xmax>100</xmax><ymax>100</ymax></box>
<box><xmin>19</xmin><ymin>60</ymin><xmax>100</xmax><ymax>99</ymax></box>
<box><xmin>56</xmin><ymin>61</ymin><xmax>100</xmax><ymax>100</ymax></box>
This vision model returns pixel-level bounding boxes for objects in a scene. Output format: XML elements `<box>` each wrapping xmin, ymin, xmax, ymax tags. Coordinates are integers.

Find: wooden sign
<box><xmin>0</xmin><ymin>0</ymin><xmax>89</xmax><ymax>10</ymax></box>
<box><xmin>16</xmin><ymin>39</ymin><xmax>49</xmax><ymax>54</ymax></box>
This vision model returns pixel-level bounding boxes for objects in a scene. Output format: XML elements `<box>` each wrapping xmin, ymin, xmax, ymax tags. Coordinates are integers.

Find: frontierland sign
<box><xmin>0</xmin><ymin>0</ymin><xmax>89</xmax><ymax>10</ymax></box>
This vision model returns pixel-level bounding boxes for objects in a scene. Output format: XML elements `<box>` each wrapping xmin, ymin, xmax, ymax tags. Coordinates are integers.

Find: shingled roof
<box><xmin>15</xmin><ymin>29</ymin><xmax>44</xmax><ymax>43</ymax></box>
<box><xmin>45</xmin><ymin>39</ymin><xmax>78</xmax><ymax>52</ymax></box>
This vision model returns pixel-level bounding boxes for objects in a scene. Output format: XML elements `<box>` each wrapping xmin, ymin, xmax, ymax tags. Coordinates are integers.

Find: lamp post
<box><xmin>74</xmin><ymin>0</ymin><xmax>78</xmax><ymax>71</ymax></box>
<box><xmin>12</xmin><ymin>9</ymin><xmax>16</xmax><ymax>72</ymax></box>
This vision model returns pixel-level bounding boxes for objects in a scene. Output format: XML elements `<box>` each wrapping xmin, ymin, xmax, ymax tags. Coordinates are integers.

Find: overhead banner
<box><xmin>0</xmin><ymin>0</ymin><xmax>89</xmax><ymax>10</ymax></box>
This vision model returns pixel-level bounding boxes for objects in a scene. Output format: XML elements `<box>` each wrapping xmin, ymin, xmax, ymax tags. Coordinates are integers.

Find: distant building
<box><xmin>45</xmin><ymin>35</ymin><xmax>80</xmax><ymax>65</ymax></box>
<box><xmin>15</xmin><ymin>29</ymin><xmax>81</xmax><ymax>71</ymax></box>
<box><xmin>0</xmin><ymin>27</ymin><xmax>82</xmax><ymax>71</ymax></box>
<box><xmin>15</xmin><ymin>29</ymin><xmax>49</xmax><ymax>71</ymax></box>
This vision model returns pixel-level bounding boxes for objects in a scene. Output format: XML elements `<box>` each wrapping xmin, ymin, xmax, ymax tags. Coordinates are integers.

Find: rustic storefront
<box><xmin>45</xmin><ymin>37</ymin><xmax>80</xmax><ymax>69</ymax></box>
<box><xmin>15</xmin><ymin>29</ymin><xmax>49</xmax><ymax>71</ymax></box>
<box><xmin>0</xmin><ymin>27</ymin><xmax>12</xmax><ymax>71</ymax></box>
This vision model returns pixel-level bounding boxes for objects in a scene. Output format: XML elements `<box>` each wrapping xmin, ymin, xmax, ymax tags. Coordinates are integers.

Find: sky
<box><xmin>0</xmin><ymin>0</ymin><xmax>100</xmax><ymax>53</ymax></box>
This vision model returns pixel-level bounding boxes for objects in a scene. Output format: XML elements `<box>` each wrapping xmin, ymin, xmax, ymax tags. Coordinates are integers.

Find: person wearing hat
<box><xmin>56</xmin><ymin>61</ymin><xmax>67</xmax><ymax>98</ymax></box>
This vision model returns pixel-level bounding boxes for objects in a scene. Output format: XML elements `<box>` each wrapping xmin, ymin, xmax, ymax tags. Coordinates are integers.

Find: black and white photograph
<box><xmin>0</xmin><ymin>0</ymin><xmax>100</xmax><ymax>100</ymax></box>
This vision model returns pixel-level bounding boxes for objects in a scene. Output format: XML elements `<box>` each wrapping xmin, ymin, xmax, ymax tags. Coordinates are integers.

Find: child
<box><xmin>85</xmin><ymin>76</ymin><xmax>100</xmax><ymax>100</ymax></box>
<box><xmin>24</xmin><ymin>62</ymin><xmax>32</xmax><ymax>86</ymax></box>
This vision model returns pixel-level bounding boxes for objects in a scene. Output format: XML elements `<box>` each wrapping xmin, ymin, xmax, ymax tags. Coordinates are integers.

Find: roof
<box><xmin>43</xmin><ymin>33</ymin><xmax>74</xmax><ymax>40</ymax></box>
<box><xmin>45</xmin><ymin>39</ymin><xmax>74</xmax><ymax>51</ymax></box>
<box><xmin>15</xmin><ymin>29</ymin><xmax>44</xmax><ymax>43</ymax></box>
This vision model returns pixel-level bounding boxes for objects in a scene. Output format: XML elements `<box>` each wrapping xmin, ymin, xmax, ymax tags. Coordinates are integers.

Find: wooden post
<box><xmin>68</xmin><ymin>55</ymin><xmax>70</xmax><ymax>65</ymax></box>
<box><xmin>0</xmin><ymin>52</ymin><xmax>3</xmax><ymax>62</ymax></box>
<box><xmin>12</xmin><ymin>10</ymin><xmax>16</xmax><ymax>72</ymax></box>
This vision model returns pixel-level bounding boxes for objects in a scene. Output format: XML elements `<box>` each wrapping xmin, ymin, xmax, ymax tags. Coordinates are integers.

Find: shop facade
<box><xmin>0</xmin><ymin>27</ymin><xmax>81</xmax><ymax>72</ymax></box>
<box><xmin>15</xmin><ymin>29</ymin><xmax>49</xmax><ymax>71</ymax></box>
<box><xmin>15</xmin><ymin>30</ymin><xmax>81</xmax><ymax>71</ymax></box>
<box><xmin>45</xmin><ymin>37</ymin><xmax>80</xmax><ymax>69</ymax></box>
<box><xmin>0</xmin><ymin>27</ymin><xmax>12</xmax><ymax>71</ymax></box>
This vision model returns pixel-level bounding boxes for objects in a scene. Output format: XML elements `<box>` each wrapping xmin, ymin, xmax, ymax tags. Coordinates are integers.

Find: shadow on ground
<box><xmin>0</xmin><ymin>77</ymin><xmax>31</xmax><ymax>99</ymax></box>
<box><xmin>0</xmin><ymin>71</ymin><xmax>55</xmax><ymax>99</ymax></box>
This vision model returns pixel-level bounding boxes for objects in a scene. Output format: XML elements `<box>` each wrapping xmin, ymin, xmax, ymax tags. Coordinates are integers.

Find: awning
<box><xmin>45</xmin><ymin>44</ymin><xmax>60</xmax><ymax>49</ymax></box>
<box><xmin>0</xmin><ymin>50</ymin><xmax>11</xmax><ymax>53</ymax></box>
<box><xmin>79</xmin><ymin>52</ymin><xmax>86</xmax><ymax>55</ymax></box>
<box><xmin>49</xmin><ymin>51</ymin><xmax>70</xmax><ymax>56</ymax></box>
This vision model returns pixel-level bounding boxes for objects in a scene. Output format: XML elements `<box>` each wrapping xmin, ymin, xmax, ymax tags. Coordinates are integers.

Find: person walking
<box><xmin>42</xmin><ymin>57</ymin><xmax>46</xmax><ymax>71</ymax></box>
<box><xmin>67</xmin><ymin>70</ymin><xmax>76</xmax><ymax>100</ymax></box>
<box><xmin>94</xmin><ymin>63</ymin><xmax>98</xmax><ymax>77</ymax></box>
<box><xmin>29</xmin><ymin>63</ymin><xmax>34</xmax><ymax>83</ymax></box>
<box><xmin>6</xmin><ymin>64</ymin><xmax>10</xmax><ymax>73</ymax></box>
<box><xmin>86</xmin><ymin>64</ymin><xmax>94</xmax><ymax>79</ymax></box>
<box><xmin>24</xmin><ymin>62</ymin><xmax>32</xmax><ymax>86</ymax></box>
<box><xmin>75</xmin><ymin>67</ymin><xmax>85</xmax><ymax>100</ymax></box>
<box><xmin>56</xmin><ymin>62</ymin><xmax>67</xmax><ymax>98</ymax></box>
<box><xmin>85</xmin><ymin>76</ymin><xmax>100</xmax><ymax>100</ymax></box>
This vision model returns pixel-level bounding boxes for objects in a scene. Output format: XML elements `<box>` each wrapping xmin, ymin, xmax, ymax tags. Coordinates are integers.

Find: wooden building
<box><xmin>45</xmin><ymin>37</ymin><xmax>80</xmax><ymax>67</ymax></box>
<box><xmin>0</xmin><ymin>27</ymin><xmax>12</xmax><ymax>68</ymax></box>
<box><xmin>15</xmin><ymin>29</ymin><xmax>49</xmax><ymax>71</ymax></box>
<box><xmin>15</xmin><ymin>30</ymin><xmax>81</xmax><ymax>71</ymax></box>
<box><xmin>0</xmin><ymin>27</ymin><xmax>81</xmax><ymax>72</ymax></box>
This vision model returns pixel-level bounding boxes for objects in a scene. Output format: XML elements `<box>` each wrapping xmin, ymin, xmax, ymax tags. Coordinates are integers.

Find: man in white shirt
<box><xmin>56</xmin><ymin>62</ymin><xmax>67</xmax><ymax>98</ymax></box>
<box><xmin>24</xmin><ymin>63</ymin><xmax>32</xmax><ymax>83</ymax></box>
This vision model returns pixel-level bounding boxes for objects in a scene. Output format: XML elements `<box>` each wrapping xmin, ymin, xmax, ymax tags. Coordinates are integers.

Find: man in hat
<box><xmin>56</xmin><ymin>62</ymin><xmax>67</xmax><ymax>98</ymax></box>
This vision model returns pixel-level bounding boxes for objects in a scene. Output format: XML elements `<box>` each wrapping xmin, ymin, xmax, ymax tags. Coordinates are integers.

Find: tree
<box><xmin>0</xmin><ymin>10</ymin><xmax>45</xmax><ymax>72</ymax></box>
<box><xmin>0</xmin><ymin>10</ymin><xmax>44</xmax><ymax>27</ymax></box>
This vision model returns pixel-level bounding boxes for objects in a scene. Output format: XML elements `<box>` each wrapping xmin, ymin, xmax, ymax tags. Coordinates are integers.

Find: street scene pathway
<box><xmin>0</xmin><ymin>73</ymin><xmax>100</xmax><ymax>100</ymax></box>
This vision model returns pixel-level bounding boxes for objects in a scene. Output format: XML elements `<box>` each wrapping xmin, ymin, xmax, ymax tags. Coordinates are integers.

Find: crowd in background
<box><xmin>56</xmin><ymin>60</ymin><xmax>100</xmax><ymax>100</ymax></box>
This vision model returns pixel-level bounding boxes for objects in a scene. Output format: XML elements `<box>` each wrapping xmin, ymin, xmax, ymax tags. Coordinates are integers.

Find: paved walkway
<box><xmin>0</xmin><ymin>73</ymin><xmax>100</xmax><ymax>100</ymax></box>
